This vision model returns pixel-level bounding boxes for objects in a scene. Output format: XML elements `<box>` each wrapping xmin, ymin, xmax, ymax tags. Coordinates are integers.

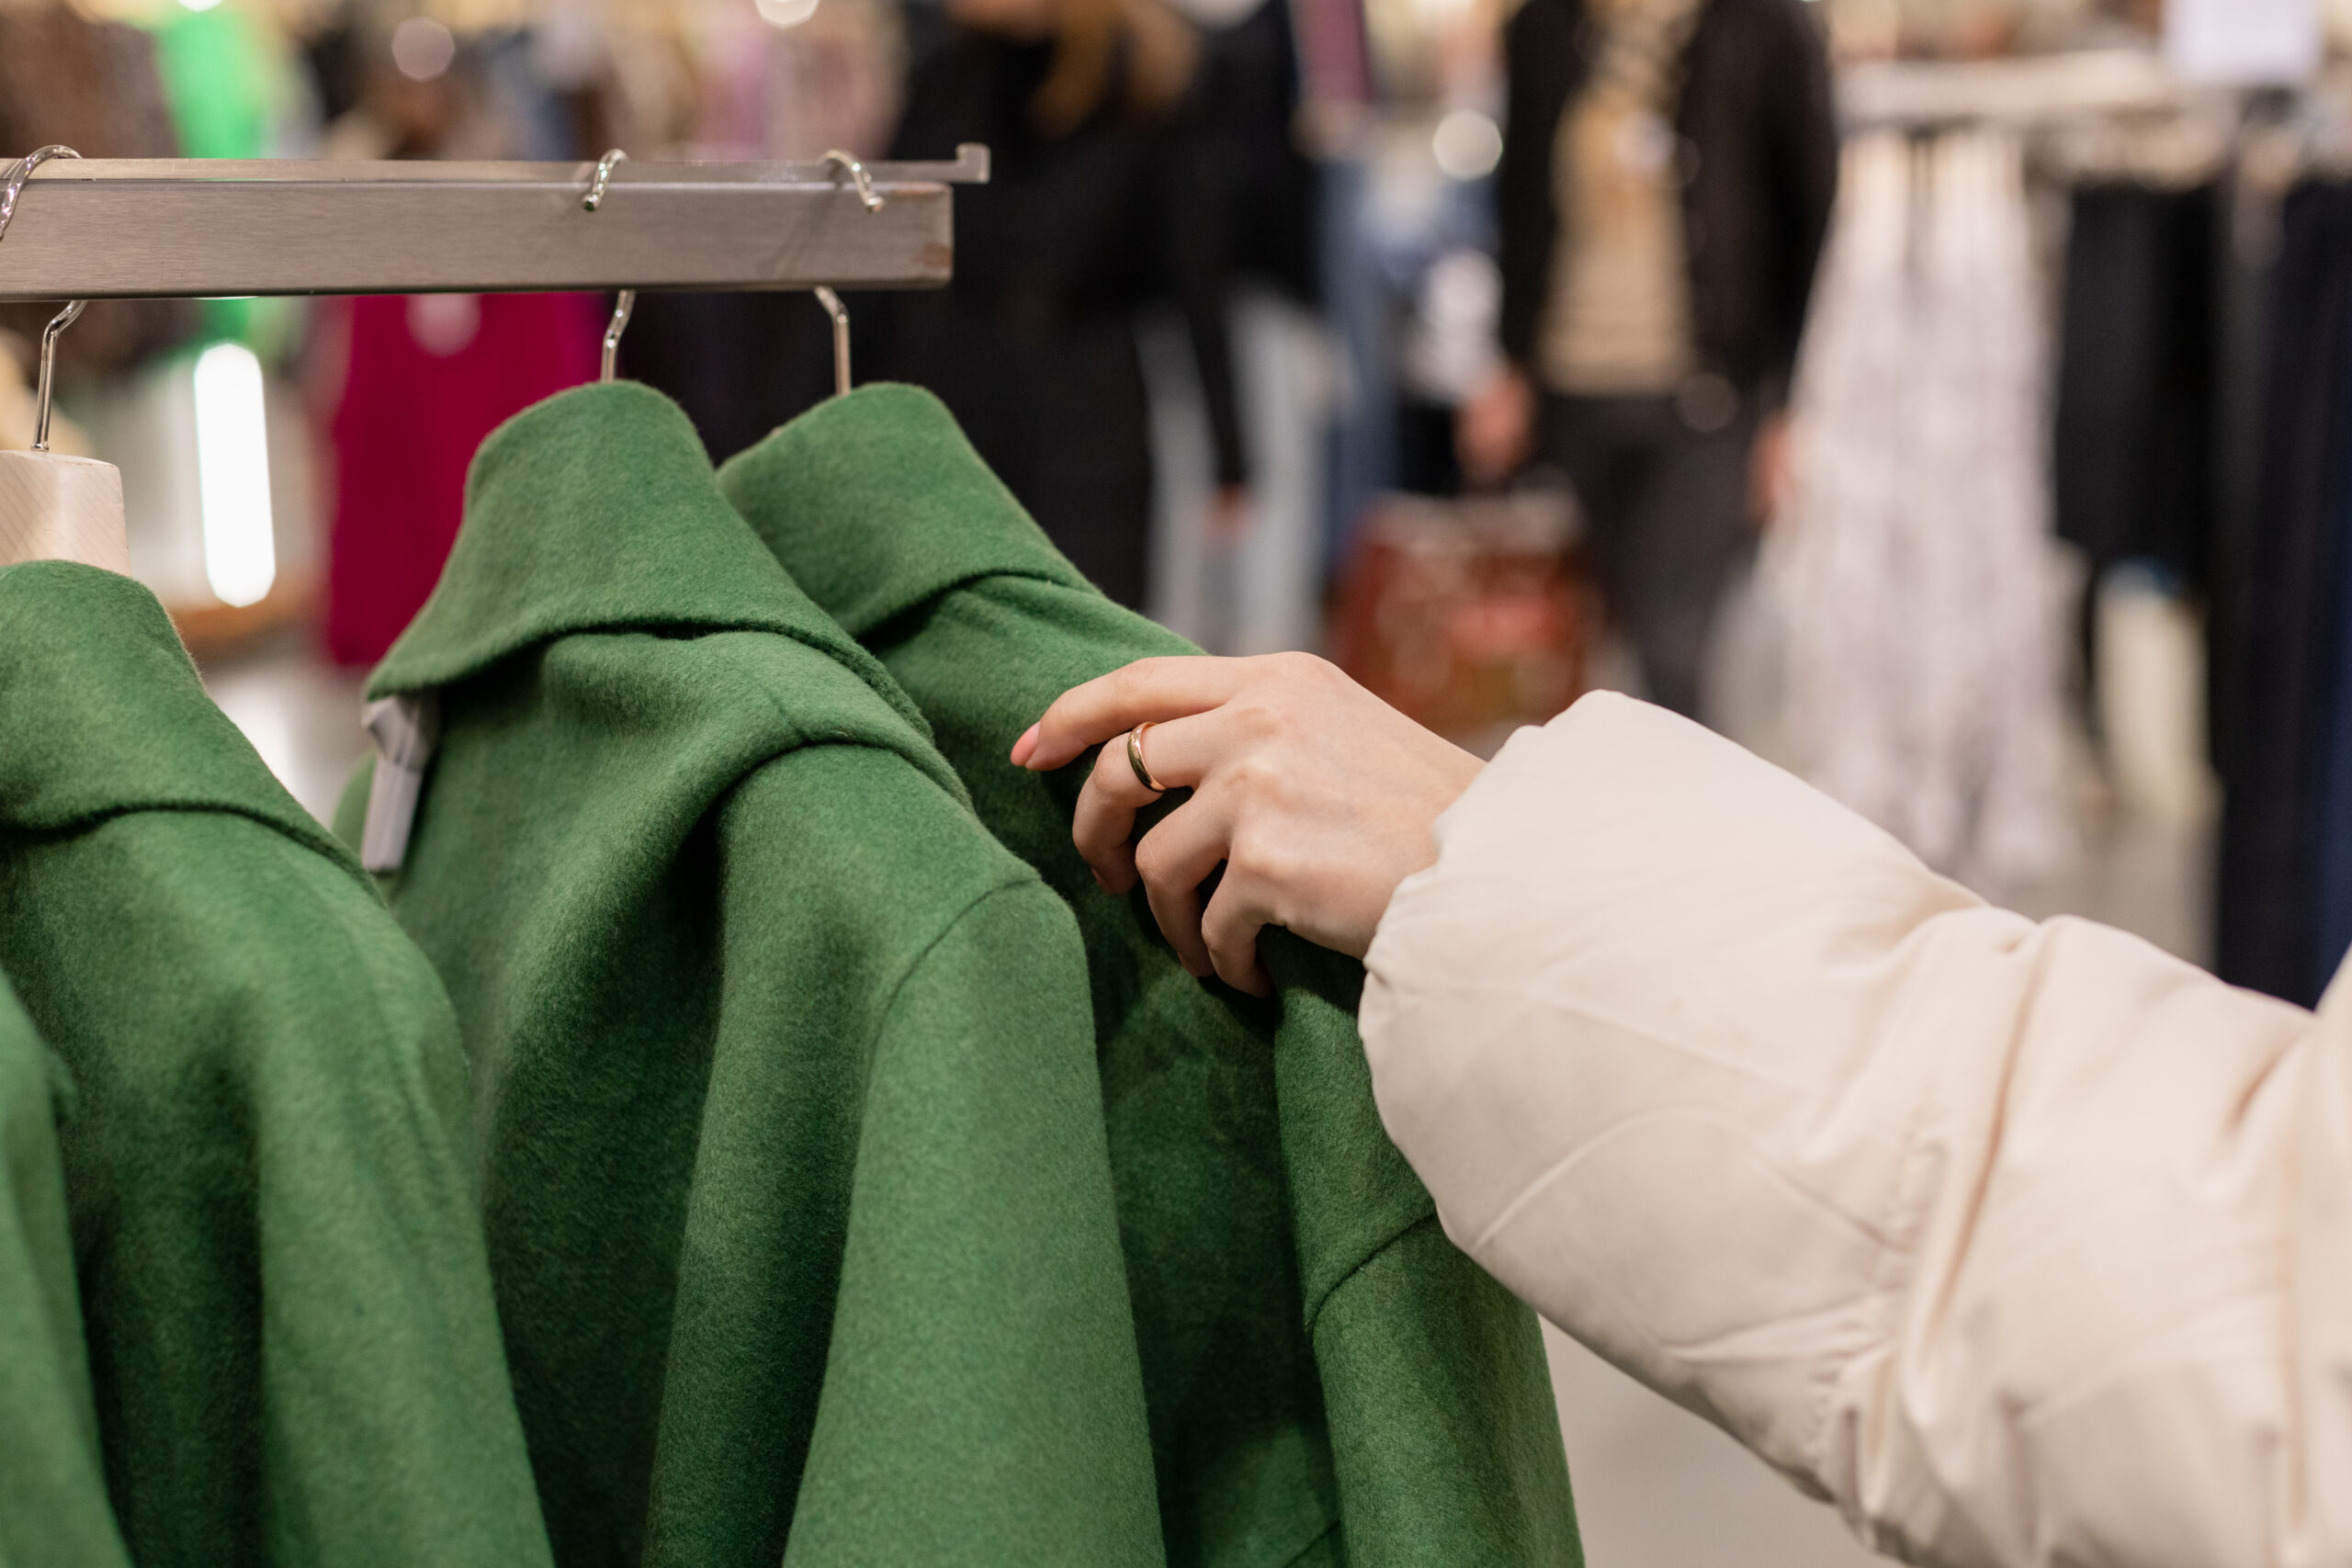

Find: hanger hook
<box><xmin>2</xmin><ymin>146</ymin><xmax>85</xmax><ymax>452</ymax></box>
<box><xmin>823</xmin><ymin>150</ymin><xmax>884</xmax><ymax>213</ymax></box>
<box><xmin>813</xmin><ymin>287</ymin><xmax>852</xmax><ymax>399</ymax></box>
<box><xmin>583</xmin><ymin>147</ymin><xmax>627</xmax><ymax>213</ymax></box>
<box><xmin>583</xmin><ymin>149</ymin><xmax>634</xmax><ymax>382</ymax></box>
<box><xmin>602</xmin><ymin>289</ymin><xmax>636</xmax><ymax>384</ymax></box>
<box><xmin>32</xmin><ymin>299</ymin><xmax>85</xmax><ymax>453</ymax></box>
<box><xmin>0</xmin><ymin>142</ymin><xmax>80</xmax><ymax>242</ymax></box>
<box><xmin>808</xmin><ymin>152</ymin><xmax>881</xmax><ymax>398</ymax></box>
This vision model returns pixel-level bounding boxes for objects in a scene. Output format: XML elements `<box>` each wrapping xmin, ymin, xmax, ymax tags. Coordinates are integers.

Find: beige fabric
<box><xmin>1536</xmin><ymin>0</ymin><xmax>1702</xmax><ymax>397</ymax></box>
<box><xmin>1363</xmin><ymin>690</ymin><xmax>2352</xmax><ymax>1568</ymax></box>
<box><xmin>0</xmin><ymin>451</ymin><xmax>130</xmax><ymax>573</ymax></box>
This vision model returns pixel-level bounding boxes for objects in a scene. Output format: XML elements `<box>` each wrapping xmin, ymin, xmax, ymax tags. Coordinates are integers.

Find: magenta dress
<box><xmin>323</xmin><ymin>291</ymin><xmax>601</xmax><ymax>665</ymax></box>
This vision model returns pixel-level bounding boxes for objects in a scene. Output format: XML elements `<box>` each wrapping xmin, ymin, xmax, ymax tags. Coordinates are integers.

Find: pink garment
<box><xmin>323</xmin><ymin>292</ymin><xmax>601</xmax><ymax>665</ymax></box>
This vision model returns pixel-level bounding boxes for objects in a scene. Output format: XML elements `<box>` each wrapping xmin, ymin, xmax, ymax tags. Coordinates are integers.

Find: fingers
<box><xmin>1132</xmin><ymin>795</ymin><xmax>1236</xmax><ymax>980</ymax></box>
<box><xmin>1072</xmin><ymin>737</ymin><xmax>1148</xmax><ymax>892</ymax></box>
<box><xmin>1069</xmin><ymin>712</ymin><xmax>1226</xmax><ymax>893</ymax></box>
<box><xmin>1200</xmin><ymin>874</ymin><xmax>1274</xmax><ymax>997</ymax></box>
<box><xmin>1018</xmin><ymin>656</ymin><xmax>1261</xmax><ymax>770</ymax></box>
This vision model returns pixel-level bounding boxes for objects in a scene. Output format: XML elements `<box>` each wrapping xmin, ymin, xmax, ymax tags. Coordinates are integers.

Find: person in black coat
<box><xmin>1457</xmin><ymin>0</ymin><xmax>1836</xmax><ymax>718</ymax></box>
<box><xmin>876</xmin><ymin>0</ymin><xmax>1247</xmax><ymax>610</ymax></box>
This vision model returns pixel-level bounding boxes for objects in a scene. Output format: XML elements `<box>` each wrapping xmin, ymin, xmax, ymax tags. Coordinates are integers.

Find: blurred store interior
<box><xmin>0</xmin><ymin>0</ymin><xmax>2341</xmax><ymax>1558</ymax></box>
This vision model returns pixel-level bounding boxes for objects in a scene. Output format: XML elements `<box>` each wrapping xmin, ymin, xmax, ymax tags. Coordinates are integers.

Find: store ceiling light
<box><xmin>755</xmin><ymin>0</ymin><xmax>822</xmax><ymax>26</ymax></box>
<box><xmin>391</xmin><ymin>17</ymin><xmax>458</xmax><ymax>82</ymax></box>
<box><xmin>1432</xmin><ymin>109</ymin><xmax>1503</xmax><ymax>181</ymax></box>
<box><xmin>193</xmin><ymin>342</ymin><xmax>277</xmax><ymax>610</ymax></box>
<box><xmin>178</xmin><ymin>0</ymin><xmax>224</xmax><ymax>12</ymax></box>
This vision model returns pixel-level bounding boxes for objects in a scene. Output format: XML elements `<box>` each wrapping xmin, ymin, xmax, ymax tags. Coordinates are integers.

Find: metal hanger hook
<box><xmin>583</xmin><ymin>150</ymin><xmax>634</xmax><ymax>381</ymax></box>
<box><xmin>583</xmin><ymin>147</ymin><xmax>627</xmax><ymax>213</ymax></box>
<box><xmin>822</xmin><ymin>151</ymin><xmax>884</xmax><ymax>213</ymax></box>
<box><xmin>601</xmin><ymin>289</ymin><xmax>636</xmax><ymax>384</ymax></box>
<box><xmin>31</xmin><ymin>298</ymin><xmax>85</xmax><ymax>453</ymax></box>
<box><xmin>813</xmin><ymin>287</ymin><xmax>852</xmax><ymax>399</ymax></box>
<box><xmin>0</xmin><ymin>143</ymin><xmax>80</xmax><ymax>243</ymax></box>
<box><xmin>2</xmin><ymin>147</ymin><xmax>86</xmax><ymax>452</ymax></box>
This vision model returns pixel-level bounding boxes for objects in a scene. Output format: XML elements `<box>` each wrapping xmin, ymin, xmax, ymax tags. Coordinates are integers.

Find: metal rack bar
<box><xmin>0</xmin><ymin>145</ymin><xmax>990</xmax><ymax>301</ymax></box>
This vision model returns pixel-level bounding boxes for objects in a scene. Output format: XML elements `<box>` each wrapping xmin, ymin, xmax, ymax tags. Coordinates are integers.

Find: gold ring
<box><xmin>1127</xmin><ymin>722</ymin><xmax>1168</xmax><ymax>795</ymax></box>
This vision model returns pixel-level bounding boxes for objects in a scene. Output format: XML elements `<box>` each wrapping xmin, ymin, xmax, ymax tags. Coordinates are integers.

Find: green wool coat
<box><xmin>0</xmin><ymin>561</ymin><xmax>552</xmax><ymax>1568</ymax></box>
<box><xmin>334</xmin><ymin>382</ymin><xmax>1164</xmax><ymax>1568</ymax></box>
<box><xmin>0</xmin><ymin>974</ymin><xmax>129</xmax><ymax>1568</ymax></box>
<box><xmin>719</xmin><ymin>384</ymin><xmax>1584</xmax><ymax>1568</ymax></box>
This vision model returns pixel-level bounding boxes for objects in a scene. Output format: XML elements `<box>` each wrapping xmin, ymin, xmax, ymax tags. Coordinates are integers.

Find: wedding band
<box><xmin>1127</xmin><ymin>722</ymin><xmax>1169</xmax><ymax>795</ymax></box>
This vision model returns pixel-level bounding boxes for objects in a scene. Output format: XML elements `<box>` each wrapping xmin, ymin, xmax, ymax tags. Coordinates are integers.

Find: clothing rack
<box><xmin>0</xmin><ymin>146</ymin><xmax>990</xmax><ymax>301</ymax></box>
<box><xmin>1839</xmin><ymin>51</ymin><xmax>2193</xmax><ymax>133</ymax></box>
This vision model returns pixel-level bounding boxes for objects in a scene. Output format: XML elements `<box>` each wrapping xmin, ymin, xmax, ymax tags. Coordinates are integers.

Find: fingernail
<box><xmin>1010</xmin><ymin>723</ymin><xmax>1040</xmax><ymax>767</ymax></box>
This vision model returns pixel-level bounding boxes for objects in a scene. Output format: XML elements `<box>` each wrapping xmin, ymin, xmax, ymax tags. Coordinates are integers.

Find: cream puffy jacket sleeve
<box><xmin>1361</xmin><ymin>692</ymin><xmax>2352</xmax><ymax>1568</ymax></box>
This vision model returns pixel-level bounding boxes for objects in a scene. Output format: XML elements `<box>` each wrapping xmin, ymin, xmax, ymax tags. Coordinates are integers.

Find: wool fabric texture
<box><xmin>719</xmin><ymin>383</ymin><xmax>1584</xmax><ymax>1568</ymax></box>
<box><xmin>334</xmin><ymin>381</ymin><xmax>1162</xmax><ymax>1568</ymax></box>
<box><xmin>0</xmin><ymin>560</ymin><xmax>552</xmax><ymax>1568</ymax></box>
<box><xmin>0</xmin><ymin>974</ymin><xmax>129</xmax><ymax>1568</ymax></box>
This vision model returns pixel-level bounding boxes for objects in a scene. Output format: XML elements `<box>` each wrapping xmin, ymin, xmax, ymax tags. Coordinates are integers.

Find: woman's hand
<box><xmin>1011</xmin><ymin>653</ymin><xmax>1484</xmax><ymax>995</ymax></box>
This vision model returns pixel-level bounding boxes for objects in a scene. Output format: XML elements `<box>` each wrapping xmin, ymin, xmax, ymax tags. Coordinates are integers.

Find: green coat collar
<box><xmin>0</xmin><ymin>560</ymin><xmax>353</xmax><ymax>872</ymax></box>
<box><xmin>715</xmin><ymin>383</ymin><xmax>1087</xmax><ymax>639</ymax></box>
<box><xmin>370</xmin><ymin>381</ymin><xmax>933</xmax><ymax>742</ymax></box>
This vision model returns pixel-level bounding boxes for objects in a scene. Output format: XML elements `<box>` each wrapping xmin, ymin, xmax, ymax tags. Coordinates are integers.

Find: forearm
<box><xmin>1363</xmin><ymin>692</ymin><xmax>2348</xmax><ymax>1567</ymax></box>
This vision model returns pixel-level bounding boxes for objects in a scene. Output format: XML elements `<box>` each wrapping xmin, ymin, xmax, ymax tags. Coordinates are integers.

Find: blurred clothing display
<box><xmin>1495</xmin><ymin>0</ymin><xmax>1834</xmax><ymax>718</ymax></box>
<box><xmin>149</xmin><ymin>0</ymin><xmax>313</xmax><ymax>350</ymax></box>
<box><xmin>0</xmin><ymin>4</ymin><xmax>194</xmax><ymax>382</ymax></box>
<box><xmin>1770</xmin><ymin>130</ymin><xmax>2071</xmax><ymax>896</ymax></box>
<box><xmin>2052</xmin><ymin>181</ymin><xmax>2219</xmax><ymax>586</ymax></box>
<box><xmin>875</xmin><ymin>24</ymin><xmax>1242</xmax><ymax>611</ymax></box>
<box><xmin>2217</xmin><ymin>179</ymin><xmax>2352</xmax><ymax>1007</ymax></box>
<box><xmin>618</xmin><ymin>0</ymin><xmax>903</xmax><ymax>461</ymax></box>
<box><xmin>322</xmin><ymin>291</ymin><xmax>598</xmax><ymax>665</ymax></box>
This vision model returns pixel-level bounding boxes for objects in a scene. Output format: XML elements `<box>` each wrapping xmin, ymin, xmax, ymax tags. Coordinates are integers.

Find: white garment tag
<box><xmin>359</xmin><ymin>693</ymin><xmax>440</xmax><ymax>874</ymax></box>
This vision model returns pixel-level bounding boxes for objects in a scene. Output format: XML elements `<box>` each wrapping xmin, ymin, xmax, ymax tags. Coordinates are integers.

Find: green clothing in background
<box><xmin>146</xmin><ymin>1</ymin><xmax>297</xmax><ymax>350</ymax></box>
<box><xmin>720</xmin><ymin>384</ymin><xmax>1584</xmax><ymax>1568</ymax></box>
<box><xmin>0</xmin><ymin>561</ymin><xmax>551</xmax><ymax>1568</ymax></box>
<box><xmin>0</xmin><ymin>977</ymin><xmax>129</xmax><ymax>1568</ymax></box>
<box><xmin>334</xmin><ymin>383</ymin><xmax>1162</xmax><ymax>1568</ymax></box>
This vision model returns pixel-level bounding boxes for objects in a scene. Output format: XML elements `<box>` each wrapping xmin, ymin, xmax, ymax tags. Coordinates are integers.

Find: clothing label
<box><xmin>360</xmin><ymin>692</ymin><xmax>440</xmax><ymax>874</ymax></box>
<box><xmin>2165</xmin><ymin>0</ymin><xmax>2319</xmax><ymax>85</ymax></box>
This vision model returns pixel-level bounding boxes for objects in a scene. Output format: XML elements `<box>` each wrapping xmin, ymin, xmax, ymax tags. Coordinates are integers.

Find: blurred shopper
<box><xmin>0</xmin><ymin>3</ymin><xmax>194</xmax><ymax>382</ymax></box>
<box><xmin>1457</xmin><ymin>0</ymin><xmax>1835</xmax><ymax>717</ymax></box>
<box><xmin>876</xmin><ymin>0</ymin><xmax>1245</xmax><ymax>609</ymax></box>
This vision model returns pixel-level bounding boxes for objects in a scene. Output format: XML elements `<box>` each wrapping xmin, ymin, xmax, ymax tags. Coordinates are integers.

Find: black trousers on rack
<box><xmin>2212</xmin><ymin>180</ymin><xmax>2352</xmax><ymax>1007</ymax></box>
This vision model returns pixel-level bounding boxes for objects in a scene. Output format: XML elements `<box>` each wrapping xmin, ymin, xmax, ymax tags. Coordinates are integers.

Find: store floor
<box><xmin>199</xmin><ymin>637</ymin><xmax>2211</xmax><ymax>1568</ymax></box>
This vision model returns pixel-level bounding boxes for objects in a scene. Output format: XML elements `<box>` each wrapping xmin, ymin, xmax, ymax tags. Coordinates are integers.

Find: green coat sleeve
<box><xmin>0</xmin><ymin>982</ymin><xmax>130</xmax><ymax>1568</ymax></box>
<box><xmin>780</xmin><ymin>882</ymin><xmax>1166</xmax><ymax>1568</ymax></box>
<box><xmin>0</xmin><ymin>561</ymin><xmax>551</xmax><ymax>1568</ymax></box>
